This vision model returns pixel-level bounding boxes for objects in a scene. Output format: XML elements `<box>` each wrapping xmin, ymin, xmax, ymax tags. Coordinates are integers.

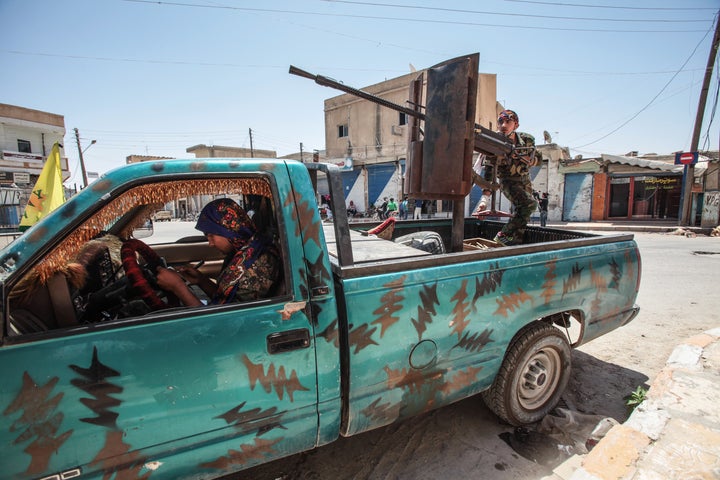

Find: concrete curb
<box><xmin>549</xmin><ymin>328</ymin><xmax>720</xmax><ymax>480</ymax></box>
<box><xmin>548</xmin><ymin>222</ymin><xmax>712</xmax><ymax>235</ymax></box>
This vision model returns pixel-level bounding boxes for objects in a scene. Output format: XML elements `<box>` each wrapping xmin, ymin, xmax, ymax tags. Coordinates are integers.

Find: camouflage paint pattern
<box><xmin>0</xmin><ymin>159</ymin><xmax>639</xmax><ymax>479</ymax></box>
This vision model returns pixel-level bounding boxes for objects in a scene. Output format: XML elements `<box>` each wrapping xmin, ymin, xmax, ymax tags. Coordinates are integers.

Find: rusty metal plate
<box><xmin>420</xmin><ymin>53</ymin><xmax>478</xmax><ymax>200</ymax></box>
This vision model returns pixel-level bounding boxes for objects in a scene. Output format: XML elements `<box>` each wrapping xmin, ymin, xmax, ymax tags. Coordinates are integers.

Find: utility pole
<box><xmin>249</xmin><ymin>128</ymin><xmax>254</xmax><ymax>158</ymax></box>
<box><xmin>74</xmin><ymin>128</ymin><xmax>89</xmax><ymax>188</ymax></box>
<box><xmin>681</xmin><ymin>10</ymin><xmax>720</xmax><ymax>225</ymax></box>
<box><xmin>300</xmin><ymin>142</ymin><xmax>304</xmax><ymax>162</ymax></box>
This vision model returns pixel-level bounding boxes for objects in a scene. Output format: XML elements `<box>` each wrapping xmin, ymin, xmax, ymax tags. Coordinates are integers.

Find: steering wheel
<box><xmin>121</xmin><ymin>238</ymin><xmax>176</xmax><ymax>310</ymax></box>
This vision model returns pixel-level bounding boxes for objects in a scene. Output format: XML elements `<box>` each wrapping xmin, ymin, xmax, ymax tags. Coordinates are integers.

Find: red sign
<box><xmin>674</xmin><ymin>151</ymin><xmax>698</xmax><ymax>165</ymax></box>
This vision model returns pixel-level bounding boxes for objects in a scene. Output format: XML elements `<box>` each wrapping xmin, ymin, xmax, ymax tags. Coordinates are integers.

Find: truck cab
<box><xmin>0</xmin><ymin>159</ymin><xmax>341</xmax><ymax>479</ymax></box>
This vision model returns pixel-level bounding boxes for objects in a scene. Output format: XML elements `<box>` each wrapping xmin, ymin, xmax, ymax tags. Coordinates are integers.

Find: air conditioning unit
<box><xmin>391</xmin><ymin>125</ymin><xmax>405</xmax><ymax>136</ymax></box>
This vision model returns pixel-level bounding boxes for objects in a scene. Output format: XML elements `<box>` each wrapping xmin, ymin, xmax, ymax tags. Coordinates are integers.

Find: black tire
<box><xmin>482</xmin><ymin>321</ymin><xmax>571</xmax><ymax>426</ymax></box>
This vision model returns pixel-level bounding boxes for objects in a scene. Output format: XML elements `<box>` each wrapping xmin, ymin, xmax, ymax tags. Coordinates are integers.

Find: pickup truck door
<box><xmin>1</xmin><ymin>300</ymin><xmax>318</xmax><ymax>479</ymax></box>
<box><xmin>0</xmin><ymin>166</ymin><xmax>319</xmax><ymax>479</ymax></box>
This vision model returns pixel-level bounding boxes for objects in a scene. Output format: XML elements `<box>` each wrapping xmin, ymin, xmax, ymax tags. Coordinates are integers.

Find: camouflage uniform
<box><xmin>484</xmin><ymin>131</ymin><xmax>541</xmax><ymax>244</ymax></box>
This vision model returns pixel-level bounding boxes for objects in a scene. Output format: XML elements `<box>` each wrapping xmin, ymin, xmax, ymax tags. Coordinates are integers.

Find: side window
<box><xmin>338</xmin><ymin>124</ymin><xmax>348</xmax><ymax>138</ymax></box>
<box><xmin>6</xmin><ymin>176</ymin><xmax>288</xmax><ymax>337</ymax></box>
<box><xmin>17</xmin><ymin>140</ymin><xmax>31</xmax><ymax>153</ymax></box>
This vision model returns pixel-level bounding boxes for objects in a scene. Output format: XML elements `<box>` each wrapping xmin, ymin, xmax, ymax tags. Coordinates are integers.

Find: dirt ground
<box><xmin>231</xmin><ymin>232</ymin><xmax>720</xmax><ymax>480</ymax></box>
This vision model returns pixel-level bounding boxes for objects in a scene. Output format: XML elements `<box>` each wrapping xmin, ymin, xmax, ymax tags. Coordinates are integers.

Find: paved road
<box><xmin>223</xmin><ymin>230</ymin><xmax>720</xmax><ymax>480</ymax></box>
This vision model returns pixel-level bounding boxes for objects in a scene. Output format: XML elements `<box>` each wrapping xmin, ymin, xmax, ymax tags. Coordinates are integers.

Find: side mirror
<box><xmin>133</xmin><ymin>219</ymin><xmax>154</xmax><ymax>239</ymax></box>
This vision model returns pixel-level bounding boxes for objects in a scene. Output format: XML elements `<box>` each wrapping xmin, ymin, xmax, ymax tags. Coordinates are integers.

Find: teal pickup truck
<box><xmin>0</xmin><ymin>159</ymin><xmax>640</xmax><ymax>479</ymax></box>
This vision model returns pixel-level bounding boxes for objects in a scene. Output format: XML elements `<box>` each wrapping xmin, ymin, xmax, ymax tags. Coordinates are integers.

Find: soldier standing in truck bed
<box><xmin>483</xmin><ymin>109</ymin><xmax>541</xmax><ymax>246</ymax></box>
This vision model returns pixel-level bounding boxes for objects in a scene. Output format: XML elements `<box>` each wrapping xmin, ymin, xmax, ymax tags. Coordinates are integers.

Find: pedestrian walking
<box><xmin>399</xmin><ymin>196</ymin><xmax>408</xmax><ymax>220</ymax></box>
<box><xmin>535</xmin><ymin>191</ymin><xmax>549</xmax><ymax>227</ymax></box>
<box><xmin>378</xmin><ymin>197</ymin><xmax>389</xmax><ymax>219</ymax></box>
<box><xmin>386</xmin><ymin>197</ymin><xmax>398</xmax><ymax>217</ymax></box>
<box><xmin>413</xmin><ymin>198</ymin><xmax>423</xmax><ymax>219</ymax></box>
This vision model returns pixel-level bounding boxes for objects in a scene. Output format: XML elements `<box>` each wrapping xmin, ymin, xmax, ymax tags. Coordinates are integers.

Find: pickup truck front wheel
<box><xmin>482</xmin><ymin>322</ymin><xmax>571</xmax><ymax>426</ymax></box>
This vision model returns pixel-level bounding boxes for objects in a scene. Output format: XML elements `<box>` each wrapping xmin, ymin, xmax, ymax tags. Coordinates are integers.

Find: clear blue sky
<box><xmin>1</xmin><ymin>0</ymin><xmax>718</xmax><ymax>185</ymax></box>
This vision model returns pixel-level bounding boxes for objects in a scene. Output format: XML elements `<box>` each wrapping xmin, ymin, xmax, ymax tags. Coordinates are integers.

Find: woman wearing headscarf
<box><xmin>156</xmin><ymin>198</ymin><xmax>280</xmax><ymax>306</ymax></box>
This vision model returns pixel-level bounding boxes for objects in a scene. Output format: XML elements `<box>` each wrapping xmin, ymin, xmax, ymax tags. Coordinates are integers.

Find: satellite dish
<box><xmin>543</xmin><ymin>130</ymin><xmax>552</xmax><ymax>144</ymax></box>
<box><xmin>409</xmin><ymin>63</ymin><xmax>417</xmax><ymax>73</ymax></box>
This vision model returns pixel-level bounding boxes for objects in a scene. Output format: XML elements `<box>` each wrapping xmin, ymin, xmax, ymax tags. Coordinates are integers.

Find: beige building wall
<box><xmin>323</xmin><ymin>72</ymin><xmax>498</xmax><ymax>166</ymax></box>
<box><xmin>186</xmin><ymin>144</ymin><xmax>277</xmax><ymax>159</ymax></box>
<box><xmin>476</xmin><ymin>73</ymin><xmax>498</xmax><ymax>130</ymax></box>
<box><xmin>0</xmin><ymin>103</ymin><xmax>68</xmax><ymax>181</ymax></box>
<box><xmin>126</xmin><ymin>155</ymin><xmax>175</xmax><ymax>164</ymax></box>
<box><xmin>324</xmin><ymin>72</ymin><xmax>414</xmax><ymax>165</ymax></box>
<box><xmin>0</xmin><ymin>103</ymin><xmax>64</xmax><ymax>129</ymax></box>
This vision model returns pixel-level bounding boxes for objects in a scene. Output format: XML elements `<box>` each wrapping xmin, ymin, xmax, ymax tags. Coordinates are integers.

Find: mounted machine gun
<box><xmin>289</xmin><ymin>53</ymin><xmax>535</xmax><ymax>251</ymax></box>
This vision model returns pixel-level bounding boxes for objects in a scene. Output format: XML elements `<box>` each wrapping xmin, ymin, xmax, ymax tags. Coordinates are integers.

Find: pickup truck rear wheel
<box><xmin>482</xmin><ymin>322</ymin><xmax>571</xmax><ymax>426</ymax></box>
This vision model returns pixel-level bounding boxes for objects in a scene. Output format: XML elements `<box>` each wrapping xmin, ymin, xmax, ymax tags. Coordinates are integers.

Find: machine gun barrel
<box><xmin>289</xmin><ymin>65</ymin><xmax>425</xmax><ymax>120</ymax></box>
<box><xmin>289</xmin><ymin>65</ymin><xmax>520</xmax><ymax>159</ymax></box>
<box><xmin>474</xmin><ymin>125</ymin><xmax>514</xmax><ymax>157</ymax></box>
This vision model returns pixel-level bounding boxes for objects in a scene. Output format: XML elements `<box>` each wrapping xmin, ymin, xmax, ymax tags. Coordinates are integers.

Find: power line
<box><xmin>318</xmin><ymin>0</ymin><xmax>713</xmax><ymax>21</ymax></box>
<box><xmin>573</xmin><ymin>15</ymin><xmax>717</xmax><ymax>149</ymax></box>
<box><xmin>2</xmin><ymin>49</ymin><xmax>709</xmax><ymax>78</ymax></box>
<box><xmin>1</xmin><ymin>49</ymin><xmax>290</xmax><ymax>69</ymax></box>
<box><xmin>502</xmin><ymin>0</ymin><xmax>717</xmax><ymax>12</ymax></box>
<box><xmin>120</xmin><ymin>0</ymin><xmax>709</xmax><ymax>33</ymax></box>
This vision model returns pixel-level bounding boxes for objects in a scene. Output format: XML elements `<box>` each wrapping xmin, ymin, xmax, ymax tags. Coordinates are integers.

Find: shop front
<box><xmin>607</xmin><ymin>174</ymin><xmax>682</xmax><ymax>219</ymax></box>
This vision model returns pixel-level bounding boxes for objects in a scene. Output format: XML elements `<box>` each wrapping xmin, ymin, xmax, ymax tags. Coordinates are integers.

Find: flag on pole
<box><xmin>19</xmin><ymin>142</ymin><xmax>66</xmax><ymax>231</ymax></box>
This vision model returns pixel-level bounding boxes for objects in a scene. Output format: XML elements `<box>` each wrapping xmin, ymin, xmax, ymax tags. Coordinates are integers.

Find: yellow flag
<box><xmin>19</xmin><ymin>142</ymin><xmax>66</xmax><ymax>231</ymax></box>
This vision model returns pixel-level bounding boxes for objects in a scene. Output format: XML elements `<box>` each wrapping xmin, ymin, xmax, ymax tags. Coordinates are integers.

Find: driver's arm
<box><xmin>156</xmin><ymin>267</ymin><xmax>202</xmax><ymax>307</ymax></box>
<box><xmin>176</xmin><ymin>265</ymin><xmax>217</xmax><ymax>298</ymax></box>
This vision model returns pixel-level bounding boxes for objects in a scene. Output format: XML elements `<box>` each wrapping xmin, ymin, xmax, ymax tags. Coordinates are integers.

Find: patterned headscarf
<box><xmin>196</xmin><ymin>198</ymin><xmax>257</xmax><ymax>253</ymax></box>
<box><xmin>195</xmin><ymin>199</ymin><xmax>274</xmax><ymax>304</ymax></box>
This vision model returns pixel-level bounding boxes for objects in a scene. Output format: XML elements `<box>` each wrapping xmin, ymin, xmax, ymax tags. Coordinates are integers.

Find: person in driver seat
<box><xmin>156</xmin><ymin>198</ymin><xmax>280</xmax><ymax>306</ymax></box>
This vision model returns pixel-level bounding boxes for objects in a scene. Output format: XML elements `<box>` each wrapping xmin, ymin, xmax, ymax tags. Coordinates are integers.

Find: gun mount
<box><xmin>289</xmin><ymin>53</ymin><xmax>523</xmax><ymax>252</ymax></box>
<box><xmin>289</xmin><ymin>54</ymin><xmax>526</xmax><ymax>196</ymax></box>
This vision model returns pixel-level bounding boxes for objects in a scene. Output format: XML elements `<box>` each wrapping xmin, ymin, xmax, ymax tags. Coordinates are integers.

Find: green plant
<box><xmin>624</xmin><ymin>386</ymin><xmax>647</xmax><ymax>413</ymax></box>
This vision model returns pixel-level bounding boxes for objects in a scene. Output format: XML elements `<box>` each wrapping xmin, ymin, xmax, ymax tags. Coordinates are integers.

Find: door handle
<box><xmin>267</xmin><ymin>328</ymin><xmax>311</xmax><ymax>354</ymax></box>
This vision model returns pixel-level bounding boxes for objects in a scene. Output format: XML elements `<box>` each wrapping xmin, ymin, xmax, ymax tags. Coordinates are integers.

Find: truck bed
<box><xmin>325</xmin><ymin>218</ymin><xmax>635</xmax><ymax>279</ymax></box>
<box><xmin>323</xmin><ymin>224</ymin><xmax>432</xmax><ymax>263</ymax></box>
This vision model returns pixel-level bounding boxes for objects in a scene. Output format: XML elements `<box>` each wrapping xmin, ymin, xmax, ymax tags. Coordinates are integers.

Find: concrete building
<box><xmin>320</xmin><ymin>68</ymin><xmax>718</xmax><ymax>227</ymax></box>
<box><xmin>0</xmin><ymin>104</ymin><xmax>68</xmax><ymax>229</ymax></box>
<box><xmin>527</xmin><ymin>148</ymin><xmax>720</xmax><ymax>226</ymax></box>
<box><xmin>126</xmin><ymin>154</ymin><xmax>175</xmax><ymax>164</ymax></box>
<box><xmin>700</xmin><ymin>153</ymin><xmax>720</xmax><ymax>227</ymax></box>
<box><xmin>323</xmin><ymin>70</ymin><xmax>498</xmax><ymax>215</ymax></box>
<box><xmin>185</xmin><ymin>144</ymin><xmax>276</xmax><ymax>159</ymax></box>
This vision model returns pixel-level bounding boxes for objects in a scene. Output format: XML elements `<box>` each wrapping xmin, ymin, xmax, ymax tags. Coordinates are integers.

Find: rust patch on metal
<box><xmin>241</xmin><ymin>354</ymin><xmax>310</xmax><ymax>402</ymax></box>
<box><xmin>449</xmin><ymin>279</ymin><xmax>471</xmax><ymax>338</ymax></box>
<box><xmin>277</xmin><ymin>301</ymin><xmax>306</xmax><ymax>320</ymax></box>
<box><xmin>440</xmin><ymin>366</ymin><xmax>484</xmax><ymax>394</ymax></box>
<box><xmin>493</xmin><ymin>288</ymin><xmax>533</xmax><ymax>318</ymax></box>
<box><xmin>90</xmin><ymin>178</ymin><xmax>113</xmax><ymax>192</ymax></box>
<box><xmin>25</xmin><ymin>226</ymin><xmax>49</xmax><ymax>244</ymax></box>
<box><xmin>70</xmin><ymin>347</ymin><xmax>148</xmax><ymax>478</ymax></box>
<box><xmin>3</xmin><ymin>372</ymin><xmax>73</xmax><ymax>476</ymax></box>
<box><xmin>372</xmin><ymin>275</ymin><xmax>406</xmax><ymax>337</ymax></box>
<box><xmin>89</xmin><ymin>430</ymin><xmax>150</xmax><ymax>479</ymax></box>
<box><xmin>200</xmin><ymin>437</ymin><xmax>283</xmax><ymax>472</ymax></box>
<box><xmin>541</xmin><ymin>259</ymin><xmax>558</xmax><ymax>305</ymax></box>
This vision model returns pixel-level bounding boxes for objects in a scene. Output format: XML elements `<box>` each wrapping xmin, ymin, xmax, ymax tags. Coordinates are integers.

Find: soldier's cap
<box><xmin>498</xmin><ymin>109</ymin><xmax>518</xmax><ymax>123</ymax></box>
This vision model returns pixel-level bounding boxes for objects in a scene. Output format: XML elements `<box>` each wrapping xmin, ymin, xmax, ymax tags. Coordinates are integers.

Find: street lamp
<box><xmin>83</xmin><ymin>139</ymin><xmax>97</xmax><ymax>153</ymax></box>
